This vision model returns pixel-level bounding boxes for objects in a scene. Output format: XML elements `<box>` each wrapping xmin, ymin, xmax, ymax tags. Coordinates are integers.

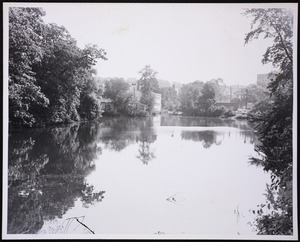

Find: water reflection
<box><xmin>8</xmin><ymin>122</ymin><xmax>105</xmax><ymax>234</ymax></box>
<box><xmin>161</xmin><ymin>114</ymin><xmax>254</xmax><ymax>130</ymax></box>
<box><xmin>7</xmin><ymin>115</ymin><xmax>265</xmax><ymax>236</ymax></box>
<box><xmin>98</xmin><ymin>117</ymin><xmax>158</xmax><ymax>164</ymax></box>
<box><xmin>181</xmin><ymin>130</ymin><xmax>221</xmax><ymax>148</ymax></box>
<box><xmin>136</xmin><ymin>131</ymin><xmax>157</xmax><ymax>165</ymax></box>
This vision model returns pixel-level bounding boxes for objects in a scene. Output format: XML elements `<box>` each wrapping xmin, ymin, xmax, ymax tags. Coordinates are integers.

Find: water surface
<box><xmin>7</xmin><ymin>115</ymin><xmax>270</xmax><ymax>238</ymax></box>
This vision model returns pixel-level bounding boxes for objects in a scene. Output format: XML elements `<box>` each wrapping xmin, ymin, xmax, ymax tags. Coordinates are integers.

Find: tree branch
<box><xmin>264</xmin><ymin>12</ymin><xmax>293</xmax><ymax>64</ymax></box>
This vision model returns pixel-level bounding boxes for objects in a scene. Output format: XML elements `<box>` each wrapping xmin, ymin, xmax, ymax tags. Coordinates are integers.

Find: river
<box><xmin>6</xmin><ymin>115</ymin><xmax>271</xmax><ymax>239</ymax></box>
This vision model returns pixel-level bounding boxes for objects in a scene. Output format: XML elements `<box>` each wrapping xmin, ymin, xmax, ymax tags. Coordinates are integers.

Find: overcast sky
<box><xmin>6</xmin><ymin>3</ymin><xmax>297</xmax><ymax>85</ymax></box>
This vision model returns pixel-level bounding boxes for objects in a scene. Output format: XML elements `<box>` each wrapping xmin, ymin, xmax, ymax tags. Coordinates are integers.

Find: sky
<box><xmin>5</xmin><ymin>3</ymin><xmax>297</xmax><ymax>85</ymax></box>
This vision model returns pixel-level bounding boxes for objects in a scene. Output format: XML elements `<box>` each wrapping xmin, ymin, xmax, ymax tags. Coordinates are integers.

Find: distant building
<box><xmin>257</xmin><ymin>73</ymin><xmax>276</xmax><ymax>88</ymax></box>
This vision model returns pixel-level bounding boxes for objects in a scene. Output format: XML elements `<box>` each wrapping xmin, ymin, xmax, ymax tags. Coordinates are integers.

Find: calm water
<box><xmin>7</xmin><ymin>115</ymin><xmax>270</xmax><ymax>238</ymax></box>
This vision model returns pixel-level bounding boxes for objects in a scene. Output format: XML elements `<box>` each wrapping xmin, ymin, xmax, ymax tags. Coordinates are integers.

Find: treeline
<box><xmin>9</xmin><ymin>7</ymin><xmax>107</xmax><ymax>128</ymax></box>
<box><xmin>178</xmin><ymin>79</ymin><xmax>233</xmax><ymax>117</ymax></box>
<box><xmin>244</xmin><ymin>8</ymin><xmax>294</xmax><ymax>235</ymax></box>
<box><xmin>102</xmin><ymin>65</ymin><xmax>159</xmax><ymax>117</ymax></box>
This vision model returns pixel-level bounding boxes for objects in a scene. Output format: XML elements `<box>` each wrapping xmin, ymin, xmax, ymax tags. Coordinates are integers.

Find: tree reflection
<box><xmin>181</xmin><ymin>130</ymin><xmax>221</xmax><ymax>148</ymax></box>
<box><xmin>8</xmin><ymin>121</ymin><xmax>105</xmax><ymax>234</ymax></box>
<box><xmin>135</xmin><ymin>118</ymin><xmax>157</xmax><ymax>165</ymax></box>
<box><xmin>136</xmin><ymin>132</ymin><xmax>157</xmax><ymax>165</ymax></box>
<box><xmin>97</xmin><ymin>117</ymin><xmax>158</xmax><ymax>165</ymax></box>
<box><xmin>99</xmin><ymin>117</ymin><xmax>143</xmax><ymax>152</ymax></box>
<box><xmin>161</xmin><ymin>114</ymin><xmax>254</xmax><ymax>130</ymax></box>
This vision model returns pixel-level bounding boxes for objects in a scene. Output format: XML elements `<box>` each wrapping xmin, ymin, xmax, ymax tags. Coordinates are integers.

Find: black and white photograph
<box><xmin>2</xmin><ymin>2</ymin><xmax>298</xmax><ymax>240</ymax></box>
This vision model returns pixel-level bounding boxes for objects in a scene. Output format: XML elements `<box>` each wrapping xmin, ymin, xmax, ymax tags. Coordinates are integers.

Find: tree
<box><xmin>178</xmin><ymin>81</ymin><xmax>204</xmax><ymax>115</ymax></box>
<box><xmin>103</xmin><ymin>78</ymin><xmax>132</xmax><ymax>115</ymax></box>
<box><xmin>138</xmin><ymin>65</ymin><xmax>159</xmax><ymax>113</ymax></box>
<box><xmin>208</xmin><ymin>78</ymin><xmax>227</xmax><ymax>102</ymax></box>
<box><xmin>240</xmin><ymin>84</ymin><xmax>269</xmax><ymax>106</ymax></box>
<box><xmin>34</xmin><ymin>23</ymin><xmax>106</xmax><ymax>124</ymax></box>
<box><xmin>178</xmin><ymin>80</ymin><xmax>219</xmax><ymax>116</ymax></box>
<box><xmin>9</xmin><ymin>7</ymin><xmax>107</xmax><ymax>128</ymax></box>
<box><xmin>243</xmin><ymin>8</ymin><xmax>294</xmax><ymax>235</ymax></box>
<box><xmin>9</xmin><ymin>7</ymin><xmax>49</xmax><ymax>127</ymax></box>
<box><xmin>197</xmin><ymin>81</ymin><xmax>217</xmax><ymax>115</ymax></box>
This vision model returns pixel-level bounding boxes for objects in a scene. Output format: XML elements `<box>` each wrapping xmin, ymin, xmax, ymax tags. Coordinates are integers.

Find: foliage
<box><xmin>138</xmin><ymin>65</ymin><xmax>159</xmax><ymax>113</ymax></box>
<box><xmin>179</xmin><ymin>80</ymin><xmax>223</xmax><ymax>117</ymax></box>
<box><xmin>178</xmin><ymin>81</ymin><xmax>204</xmax><ymax>115</ymax></box>
<box><xmin>126</xmin><ymin>103</ymin><xmax>149</xmax><ymax>117</ymax></box>
<box><xmin>163</xmin><ymin>99</ymin><xmax>180</xmax><ymax>111</ymax></box>
<box><xmin>240</xmin><ymin>84</ymin><xmax>269</xmax><ymax>106</ymax></box>
<box><xmin>9</xmin><ymin>8</ymin><xmax>50</xmax><ymax>127</ymax></box>
<box><xmin>103</xmin><ymin>78</ymin><xmax>133</xmax><ymax>115</ymax></box>
<box><xmin>243</xmin><ymin>8</ymin><xmax>294</xmax><ymax>235</ymax></box>
<box><xmin>9</xmin><ymin>7</ymin><xmax>107</xmax><ymax>128</ymax></box>
<box><xmin>219</xmin><ymin>108</ymin><xmax>236</xmax><ymax>118</ymax></box>
<box><xmin>207</xmin><ymin>78</ymin><xmax>227</xmax><ymax>102</ymax></box>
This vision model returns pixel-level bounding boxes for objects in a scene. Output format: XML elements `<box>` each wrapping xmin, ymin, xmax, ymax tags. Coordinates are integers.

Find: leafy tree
<box><xmin>103</xmin><ymin>78</ymin><xmax>133</xmax><ymax>115</ymax></box>
<box><xmin>9</xmin><ymin>7</ymin><xmax>107</xmax><ymax>128</ymax></box>
<box><xmin>240</xmin><ymin>84</ymin><xmax>269</xmax><ymax>107</ymax></box>
<box><xmin>178</xmin><ymin>80</ymin><xmax>220</xmax><ymax>116</ymax></box>
<box><xmin>178</xmin><ymin>81</ymin><xmax>204</xmax><ymax>115</ymax></box>
<box><xmin>208</xmin><ymin>78</ymin><xmax>227</xmax><ymax>102</ymax></box>
<box><xmin>138</xmin><ymin>65</ymin><xmax>159</xmax><ymax>112</ymax></box>
<box><xmin>34</xmin><ymin>23</ymin><xmax>106</xmax><ymax>124</ymax></box>
<box><xmin>9</xmin><ymin>7</ymin><xmax>49</xmax><ymax>127</ymax></box>
<box><xmin>197</xmin><ymin>81</ymin><xmax>217</xmax><ymax>115</ymax></box>
<box><xmin>243</xmin><ymin>8</ymin><xmax>294</xmax><ymax>235</ymax></box>
<box><xmin>78</xmin><ymin>71</ymin><xmax>104</xmax><ymax>120</ymax></box>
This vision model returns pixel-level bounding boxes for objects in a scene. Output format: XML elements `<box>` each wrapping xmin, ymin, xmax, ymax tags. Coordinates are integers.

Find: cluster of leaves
<box><xmin>244</xmin><ymin>8</ymin><xmax>294</xmax><ymax>235</ymax></box>
<box><xmin>9</xmin><ymin>7</ymin><xmax>107</xmax><ymax>128</ymax></box>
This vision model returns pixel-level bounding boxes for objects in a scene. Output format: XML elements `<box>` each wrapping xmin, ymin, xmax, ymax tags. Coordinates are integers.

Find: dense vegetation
<box><xmin>9</xmin><ymin>7</ymin><xmax>107</xmax><ymax>128</ymax></box>
<box><xmin>178</xmin><ymin>79</ymin><xmax>234</xmax><ymax>117</ymax></box>
<box><xmin>244</xmin><ymin>8</ymin><xmax>294</xmax><ymax>235</ymax></box>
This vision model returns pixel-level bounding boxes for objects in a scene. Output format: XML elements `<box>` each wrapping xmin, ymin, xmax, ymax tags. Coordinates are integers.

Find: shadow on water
<box><xmin>8</xmin><ymin>121</ymin><xmax>105</xmax><ymax>234</ymax></box>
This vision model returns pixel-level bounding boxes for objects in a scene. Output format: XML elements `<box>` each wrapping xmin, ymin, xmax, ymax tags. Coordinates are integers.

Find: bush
<box><xmin>223</xmin><ymin>109</ymin><xmax>235</xmax><ymax>118</ymax></box>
